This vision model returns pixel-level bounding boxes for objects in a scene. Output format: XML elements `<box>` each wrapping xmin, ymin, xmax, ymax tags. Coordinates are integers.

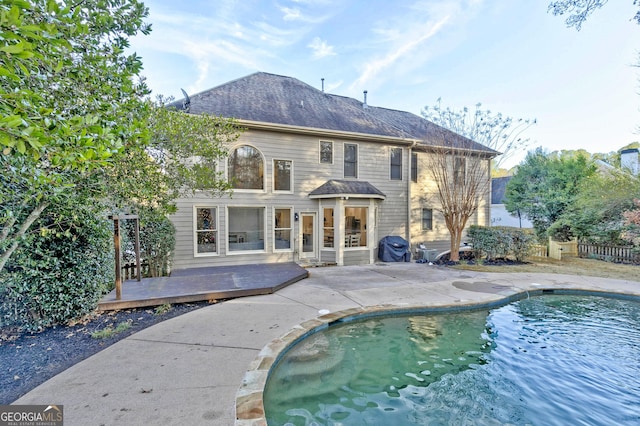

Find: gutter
<box><xmin>237</xmin><ymin>119</ymin><xmax>417</xmax><ymax>145</ymax></box>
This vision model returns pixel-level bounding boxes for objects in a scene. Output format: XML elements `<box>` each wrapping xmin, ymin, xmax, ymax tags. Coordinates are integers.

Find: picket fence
<box><xmin>529</xmin><ymin>239</ymin><xmax>639</xmax><ymax>264</ymax></box>
<box><xmin>578</xmin><ymin>241</ymin><xmax>640</xmax><ymax>264</ymax></box>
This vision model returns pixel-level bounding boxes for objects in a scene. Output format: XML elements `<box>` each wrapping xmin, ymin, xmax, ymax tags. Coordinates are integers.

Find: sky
<box><xmin>129</xmin><ymin>0</ymin><xmax>640</xmax><ymax>168</ymax></box>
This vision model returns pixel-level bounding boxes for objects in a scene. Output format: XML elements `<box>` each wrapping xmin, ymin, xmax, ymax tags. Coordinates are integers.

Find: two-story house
<box><xmin>168</xmin><ymin>72</ymin><xmax>497</xmax><ymax>269</ymax></box>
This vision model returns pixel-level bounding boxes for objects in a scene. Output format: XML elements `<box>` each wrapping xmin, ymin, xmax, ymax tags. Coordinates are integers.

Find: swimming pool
<box><xmin>263</xmin><ymin>295</ymin><xmax>640</xmax><ymax>425</ymax></box>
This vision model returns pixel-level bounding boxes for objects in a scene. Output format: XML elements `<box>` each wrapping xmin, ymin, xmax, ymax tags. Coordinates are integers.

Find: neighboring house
<box><xmin>490</xmin><ymin>176</ymin><xmax>533</xmax><ymax>228</ymax></box>
<box><xmin>169</xmin><ymin>72</ymin><xmax>497</xmax><ymax>269</ymax></box>
<box><xmin>620</xmin><ymin>148</ymin><xmax>639</xmax><ymax>175</ymax></box>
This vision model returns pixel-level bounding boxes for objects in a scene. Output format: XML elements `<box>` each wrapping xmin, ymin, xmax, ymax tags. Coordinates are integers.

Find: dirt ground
<box><xmin>453</xmin><ymin>256</ymin><xmax>640</xmax><ymax>282</ymax></box>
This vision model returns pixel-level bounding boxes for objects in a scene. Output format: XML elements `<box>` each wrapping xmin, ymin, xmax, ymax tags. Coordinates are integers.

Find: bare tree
<box><xmin>419</xmin><ymin>125</ymin><xmax>496</xmax><ymax>261</ymax></box>
<box><xmin>423</xmin><ymin>99</ymin><xmax>535</xmax><ymax>170</ymax></box>
<box><xmin>548</xmin><ymin>1</ymin><xmax>640</xmax><ymax>30</ymax></box>
<box><xmin>420</xmin><ymin>101</ymin><xmax>534</xmax><ymax>261</ymax></box>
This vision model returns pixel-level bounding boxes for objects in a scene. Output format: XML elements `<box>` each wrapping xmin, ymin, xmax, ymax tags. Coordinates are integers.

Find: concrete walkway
<box><xmin>15</xmin><ymin>263</ymin><xmax>640</xmax><ymax>425</ymax></box>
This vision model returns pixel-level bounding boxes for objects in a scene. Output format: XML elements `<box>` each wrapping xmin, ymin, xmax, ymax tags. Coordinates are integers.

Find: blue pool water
<box><xmin>264</xmin><ymin>295</ymin><xmax>640</xmax><ymax>425</ymax></box>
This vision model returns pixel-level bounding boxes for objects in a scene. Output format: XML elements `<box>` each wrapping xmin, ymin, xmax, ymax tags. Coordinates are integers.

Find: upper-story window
<box><xmin>344</xmin><ymin>143</ymin><xmax>358</xmax><ymax>178</ymax></box>
<box><xmin>228</xmin><ymin>145</ymin><xmax>264</xmax><ymax>190</ymax></box>
<box><xmin>411</xmin><ymin>152</ymin><xmax>418</xmax><ymax>182</ymax></box>
<box><xmin>320</xmin><ymin>140</ymin><xmax>333</xmax><ymax>164</ymax></box>
<box><xmin>454</xmin><ymin>156</ymin><xmax>466</xmax><ymax>186</ymax></box>
<box><xmin>273</xmin><ymin>159</ymin><xmax>292</xmax><ymax>192</ymax></box>
<box><xmin>390</xmin><ymin>147</ymin><xmax>402</xmax><ymax>180</ymax></box>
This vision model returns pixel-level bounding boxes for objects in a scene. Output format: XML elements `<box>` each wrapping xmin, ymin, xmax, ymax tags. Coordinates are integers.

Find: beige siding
<box><xmin>170</xmin><ymin>129</ymin><xmax>409</xmax><ymax>270</ymax></box>
<box><xmin>409</xmin><ymin>152</ymin><xmax>491</xmax><ymax>253</ymax></box>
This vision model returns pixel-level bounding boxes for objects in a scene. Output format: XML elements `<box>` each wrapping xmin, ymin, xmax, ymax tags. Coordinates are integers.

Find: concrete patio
<box><xmin>15</xmin><ymin>262</ymin><xmax>640</xmax><ymax>425</ymax></box>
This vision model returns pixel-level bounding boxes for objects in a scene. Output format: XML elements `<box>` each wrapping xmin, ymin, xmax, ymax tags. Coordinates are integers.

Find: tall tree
<box><xmin>421</xmin><ymin>101</ymin><xmax>534</xmax><ymax>261</ymax></box>
<box><xmin>548</xmin><ymin>1</ymin><xmax>640</xmax><ymax>30</ymax></box>
<box><xmin>423</xmin><ymin>99</ymin><xmax>535</xmax><ymax>170</ymax></box>
<box><xmin>504</xmin><ymin>148</ymin><xmax>597</xmax><ymax>241</ymax></box>
<box><xmin>106</xmin><ymin>99</ymin><xmax>241</xmax><ymax>214</ymax></box>
<box><xmin>0</xmin><ymin>2</ymin><xmax>242</xmax><ymax>271</ymax></box>
<box><xmin>558</xmin><ymin>169</ymin><xmax>640</xmax><ymax>244</ymax></box>
<box><xmin>0</xmin><ymin>0</ymin><xmax>151</xmax><ymax>270</ymax></box>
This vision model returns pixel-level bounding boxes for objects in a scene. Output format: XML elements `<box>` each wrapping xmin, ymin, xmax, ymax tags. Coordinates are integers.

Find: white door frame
<box><xmin>299</xmin><ymin>212</ymin><xmax>317</xmax><ymax>260</ymax></box>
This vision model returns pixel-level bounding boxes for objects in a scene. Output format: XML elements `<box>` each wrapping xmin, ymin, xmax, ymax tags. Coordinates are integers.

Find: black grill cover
<box><xmin>378</xmin><ymin>236</ymin><xmax>411</xmax><ymax>262</ymax></box>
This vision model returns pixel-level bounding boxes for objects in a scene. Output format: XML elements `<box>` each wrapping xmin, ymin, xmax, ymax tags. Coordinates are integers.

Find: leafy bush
<box><xmin>121</xmin><ymin>207</ymin><xmax>175</xmax><ymax>277</ymax></box>
<box><xmin>468</xmin><ymin>226</ymin><xmax>536</xmax><ymax>262</ymax></box>
<box><xmin>0</xmin><ymin>205</ymin><xmax>114</xmax><ymax>332</ymax></box>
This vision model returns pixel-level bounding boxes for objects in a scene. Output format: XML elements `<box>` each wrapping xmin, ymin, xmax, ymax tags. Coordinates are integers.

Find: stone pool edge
<box><xmin>234</xmin><ymin>287</ymin><xmax>640</xmax><ymax>425</ymax></box>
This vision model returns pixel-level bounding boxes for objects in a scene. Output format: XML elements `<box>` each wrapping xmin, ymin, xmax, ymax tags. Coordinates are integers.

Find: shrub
<box><xmin>510</xmin><ymin>229</ymin><xmax>536</xmax><ymax>262</ymax></box>
<box><xmin>468</xmin><ymin>226</ymin><xmax>536</xmax><ymax>263</ymax></box>
<box><xmin>0</xmin><ymin>205</ymin><xmax>114</xmax><ymax>332</ymax></box>
<box><xmin>121</xmin><ymin>207</ymin><xmax>175</xmax><ymax>277</ymax></box>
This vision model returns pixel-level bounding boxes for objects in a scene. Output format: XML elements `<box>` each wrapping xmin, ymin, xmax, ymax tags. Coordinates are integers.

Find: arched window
<box><xmin>228</xmin><ymin>145</ymin><xmax>264</xmax><ymax>190</ymax></box>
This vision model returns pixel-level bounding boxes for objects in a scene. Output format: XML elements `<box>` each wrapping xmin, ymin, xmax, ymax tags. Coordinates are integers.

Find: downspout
<box><xmin>407</xmin><ymin>141</ymin><xmax>418</xmax><ymax>247</ymax></box>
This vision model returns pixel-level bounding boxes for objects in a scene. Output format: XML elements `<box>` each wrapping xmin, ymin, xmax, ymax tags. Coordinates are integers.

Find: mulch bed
<box><xmin>0</xmin><ymin>301</ymin><xmax>211</xmax><ymax>404</ymax></box>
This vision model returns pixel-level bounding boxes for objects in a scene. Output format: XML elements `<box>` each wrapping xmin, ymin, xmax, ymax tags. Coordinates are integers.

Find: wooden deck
<box><xmin>98</xmin><ymin>263</ymin><xmax>309</xmax><ymax>311</ymax></box>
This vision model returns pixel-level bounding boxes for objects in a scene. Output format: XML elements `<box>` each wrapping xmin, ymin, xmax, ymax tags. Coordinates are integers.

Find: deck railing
<box><xmin>121</xmin><ymin>261</ymin><xmax>150</xmax><ymax>280</ymax></box>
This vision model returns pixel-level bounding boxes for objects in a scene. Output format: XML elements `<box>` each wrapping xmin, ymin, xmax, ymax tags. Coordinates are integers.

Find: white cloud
<box><xmin>308</xmin><ymin>37</ymin><xmax>336</xmax><ymax>59</ymax></box>
<box><xmin>325</xmin><ymin>79</ymin><xmax>343</xmax><ymax>93</ymax></box>
<box><xmin>351</xmin><ymin>15</ymin><xmax>450</xmax><ymax>91</ymax></box>
<box><xmin>280</xmin><ymin>6</ymin><xmax>302</xmax><ymax>21</ymax></box>
<box><xmin>278</xmin><ymin>2</ymin><xmax>334</xmax><ymax>24</ymax></box>
<box><xmin>346</xmin><ymin>0</ymin><xmax>487</xmax><ymax>93</ymax></box>
<box><xmin>131</xmin><ymin>6</ymin><xmax>308</xmax><ymax>94</ymax></box>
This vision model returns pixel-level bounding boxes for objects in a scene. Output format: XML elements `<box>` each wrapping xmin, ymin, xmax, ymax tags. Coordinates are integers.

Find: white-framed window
<box><xmin>323</xmin><ymin>208</ymin><xmax>334</xmax><ymax>248</ymax></box>
<box><xmin>422</xmin><ymin>208</ymin><xmax>433</xmax><ymax>231</ymax></box>
<box><xmin>194</xmin><ymin>207</ymin><xmax>218</xmax><ymax>256</ymax></box>
<box><xmin>227</xmin><ymin>206</ymin><xmax>265</xmax><ymax>252</ymax></box>
<box><xmin>454</xmin><ymin>156</ymin><xmax>466</xmax><ymax>186</ymax></box>
<box><xmin>411</xmin><ymin>152</ymin><xmax>418</xmax><ymax>182</ymax></box>
<box><xmin>273</xmin><ymin>159</ymin><xmax>292</xmax><ymax>192</ymax></box>
<box><xmin>345</xmin><ymin>207</ymin><xmax>367</xmax><ymax>247</ymax></box>
<box><xmin>344</xmin><ymin>143</ymin><xmax>358</xmax><ymax>178</ymax></box>
<box><xmin>274</xmin><ymin>207</ymin><xmax>293</xmax><ymax>251</ymax></box>
<box><xmin>228</xmin><ymin>145</ymin><xmax>265</xmax><ymax>190</ymax></box>
<box><xmin>390</xmin><ymin>147</ymin><xmax>402</xmax><ymax>180</ymax></box>
<box><xmin>320</xmin><ymin>140</ymin><xmax>333</xmax><ymax>164</ymax></box>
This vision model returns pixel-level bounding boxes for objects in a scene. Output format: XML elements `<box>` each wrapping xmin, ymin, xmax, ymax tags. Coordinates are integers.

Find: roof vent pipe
<box><xmin>321</xmin><ymin>78</ymin><xmax>325</xmax><ymax>92</ymax></box>
<box><xmin>363</xmin><ymin>90</ymin><xmax>368</xmax><ymax>109</ymax></box>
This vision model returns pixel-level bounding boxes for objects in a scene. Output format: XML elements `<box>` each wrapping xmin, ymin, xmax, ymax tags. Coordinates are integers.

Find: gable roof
<box><xmin>309</xmin><ymin>179</ymin><xmax>386</xmax><ymax>199</ymax></box>
<box><xmin>172</xmin><ymin>72</ymin><xmax>498</xmax><ymax>156</ymax></box>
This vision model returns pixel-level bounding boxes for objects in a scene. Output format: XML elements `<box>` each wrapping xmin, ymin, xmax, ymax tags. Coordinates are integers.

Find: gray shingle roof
<box><xmin>309</xmin><ymin>179</ymin><xmax>386</xmax><ymax>199</ymax></box>
<box><xmin>172</xmin><ymin>72</ymin><xmax>498</xmax><ymax>156</ymax></box>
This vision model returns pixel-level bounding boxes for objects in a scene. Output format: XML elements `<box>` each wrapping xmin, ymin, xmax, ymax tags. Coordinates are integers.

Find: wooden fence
<box><xmin>578</xmin><ymin>242</ymin><xmax>640</xmax><ymax>264</ymax></box>
<box><xmin>531</xmin><ymin>240</ymin><xmax>640</xmax><ymax>264</ymax></box>
<box><xmin>530</xmin><ymin>244</ymin><xmax>548</xmax><ymax>258</ymax></box>
<box><xmin>549</xmin><ymin>238</ymin><xmax>578</xmax><ymax>260</ymax></box>
<box><xmin>121</xmin><ymin>261</ymin><xmax>150</xmax><ymax>280</ymax></box>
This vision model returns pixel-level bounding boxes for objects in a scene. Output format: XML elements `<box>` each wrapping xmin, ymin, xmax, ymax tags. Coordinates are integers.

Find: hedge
<box><xmin>467</xmin><ymin>226</ymin><xmax>536</xmax><ymax>262</ymax></box>
<box><xmin>0</xmin><ymin>205</ymin><xmax>114</xmax><ymax>332</ymax></box>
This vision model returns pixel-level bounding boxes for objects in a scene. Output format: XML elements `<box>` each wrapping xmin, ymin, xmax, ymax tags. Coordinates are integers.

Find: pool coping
<box><xmin>234</xmin><ymin>287</ymin><xmax>640</xmax><ymax>425</ymax></box>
